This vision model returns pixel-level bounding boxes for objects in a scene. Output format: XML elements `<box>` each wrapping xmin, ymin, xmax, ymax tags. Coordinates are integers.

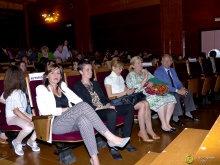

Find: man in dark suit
<box><xmin>154</xmin><ymin>54</ymin><xmax>198</xmax><ymax>126</ymax></box>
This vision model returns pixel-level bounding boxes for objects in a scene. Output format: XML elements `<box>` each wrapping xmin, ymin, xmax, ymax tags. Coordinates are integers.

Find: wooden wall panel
<box><xmin>91</xmin><ymin>5</ymin><xmax>160</xmax><ymax>55</ymax></box>
<box><xmin>183</xmin><ymin>0</ymin><xmax>220</xmax><ymax>57</ymax></box>
<box><xmin>160</xmin><ymin>0</ymin><xmax>183</xmax><ymax>56</ymax></box>
<box><xmin>90</xmin><ymin>0</ymin><xmax>159</xmax><ymax>16</ymax></box>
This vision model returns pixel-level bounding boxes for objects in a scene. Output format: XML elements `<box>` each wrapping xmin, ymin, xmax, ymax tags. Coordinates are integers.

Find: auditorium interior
<box><xmin>0</xmin><ymin>0</ymin><xmax>220</xmax><ymax>165</ymax></box>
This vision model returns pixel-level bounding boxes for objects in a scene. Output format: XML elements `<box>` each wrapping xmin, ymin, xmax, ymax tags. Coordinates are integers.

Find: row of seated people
<box><xmin>0</xmin><ymin>57</ymin><xmax>163</xmax><ymax>163</ymax></box>
<box><xmin>0</xmin><ymin>53</ymin><xmax>218</xmax><ymax>164</ymax></box>
<box><xmin>0</xmin><ymin>65</ymin><xmax>132</xmax><ymax>165</ymax></box>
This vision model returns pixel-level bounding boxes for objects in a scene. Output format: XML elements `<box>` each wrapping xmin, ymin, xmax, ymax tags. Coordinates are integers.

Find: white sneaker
<box><xmin>12</xmin><ymin>140</ymin><xmax>24</xmax><ymax>156</ymax></box>
<box><xmin>27</xmin><ymin>140</ymin><xmax>40</xmax><ymax>152</ymax></box>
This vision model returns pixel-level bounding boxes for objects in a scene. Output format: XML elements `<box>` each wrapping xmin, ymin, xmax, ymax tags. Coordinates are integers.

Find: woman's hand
<box><xmin>105</xmin><ymin>103</ymin><xmax>111</xmax><ymax>108</ymax></box>
<box><xmin>146</xmin><ymin>82</ymin><xmax>153</xmax><ymax>88</ymax></box>
<box><xmin>62</xmin><ymin>107</ymin><xmax>69</xmax><ymax>112</ymax></box>
<box><xmin>143</xmin><ymin>69</ymin><xmax>148</xmax><ymax>79</ymax></box>
<box><xmin>125</xmin><ymin>88</ymin><xmax>134</xmax><ymax>95</ymax></box>
<box><xmin>106</xmin><ymin>103</ymin><xmax>116</xmax><ymax>110</ymax></box>
<box><xmin>141</xmin><ymin>70</ymin><xmax>149</xmax><ymax>87</ymax></box>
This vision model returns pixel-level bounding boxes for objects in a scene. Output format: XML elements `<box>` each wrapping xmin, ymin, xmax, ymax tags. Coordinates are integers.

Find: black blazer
<box><xmin>73</xmin><ymin>80</ymin><xmax>110</xmax><ymax>109</ymax></box>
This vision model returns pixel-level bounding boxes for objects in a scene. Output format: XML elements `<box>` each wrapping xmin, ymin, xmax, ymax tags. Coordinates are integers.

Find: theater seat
<box><xmin>26</xmin><ymin>76</ymin><xmax>89</xmax><ymax>164</ymax></box>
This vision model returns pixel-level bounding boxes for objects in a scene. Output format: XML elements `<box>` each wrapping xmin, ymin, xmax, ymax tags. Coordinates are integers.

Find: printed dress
<box><xmin>126</xmin><ymin>70</ymin><xmax>176</xmax><ymax>112</ymax></box>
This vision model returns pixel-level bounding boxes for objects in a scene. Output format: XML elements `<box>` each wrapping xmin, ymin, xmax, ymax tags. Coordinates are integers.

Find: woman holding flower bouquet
<box><xmin>104</xmin><ymin>59</ymin><xmax>160</xmax><ymax>142</ymax></box>
<box><xmin>126</xmin><ymin>56</ymin><xmax>177</xmax><ymax>133</ymax></box>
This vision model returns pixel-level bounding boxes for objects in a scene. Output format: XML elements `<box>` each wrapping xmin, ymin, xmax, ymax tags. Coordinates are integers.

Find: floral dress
<box><xmin>126</xmin><ymin>70</ymin><xmax>176</xmax><ymax>112</ymax></box>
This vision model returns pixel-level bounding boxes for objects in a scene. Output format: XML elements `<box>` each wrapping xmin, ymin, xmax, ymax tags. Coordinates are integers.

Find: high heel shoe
<box><xmin>146</xmin><ymin>130</ymin><xmax>160</xmax><ymax>140</ymax></box>
<box><xmin>107</xmin><ymin>137</ymin><xmax>130</xmax><ymax>148</ymax></box>
<box><xmin>161</xmin><ymin>127</ymin><xmax>173</xmax><ymax>133</ymax></box>
<box><xmin>138</xmin><ymin>132</ymin><xmax>153</xmax><ymax>142</ymax></box>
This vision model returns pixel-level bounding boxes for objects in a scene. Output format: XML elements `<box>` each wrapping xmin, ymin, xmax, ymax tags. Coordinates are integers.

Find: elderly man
<box><xmin>54</xmin><ymin>45</ymin><xmax>68</xmax><ymax>62</ymax></box>
<box><xmin>154</xmin><ymin>54</ymin><xmax>198</xmax><ymax>126</ymax></box>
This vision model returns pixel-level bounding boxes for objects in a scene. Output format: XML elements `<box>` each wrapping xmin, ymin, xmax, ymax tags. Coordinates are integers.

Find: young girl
<box><xmin>2</xmin><ymin>66</ymin><xmax>40</xmax><ymax>156</ymax></box>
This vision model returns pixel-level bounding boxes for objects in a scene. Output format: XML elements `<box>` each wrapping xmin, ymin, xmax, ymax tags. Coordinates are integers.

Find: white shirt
<box><xmin>104</xmin><ymin>71</ymin><xmax>125</xmax><ymax>94</ymax></box>
<box><xmin>2</xmin><ymin>90</ymin><xmax>27</xmax><ymax>118</ymax></box>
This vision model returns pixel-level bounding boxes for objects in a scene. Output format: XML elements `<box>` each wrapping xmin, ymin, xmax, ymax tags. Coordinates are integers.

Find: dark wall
<box><xmin>0</xmin><ymin>9</ymin><xmax>25</xmax><ymax>48</ymax></box>
<box><xmin>29</xmin><ymin>20</ymin><xmax>75</xmax><ymax>52</ymax></box>
<box><xmin>91</xmin><ymin>5</ymin><xmax>160</xmax><ymax>55</ymax></box>
<box><xmin>183</xmin><ymin>0</ymin><xmax>220</xmax><ymax>57</ymax></box>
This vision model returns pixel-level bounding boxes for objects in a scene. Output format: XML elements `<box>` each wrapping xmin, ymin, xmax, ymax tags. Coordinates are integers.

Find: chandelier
<box><xmin>42</xmin><ymin>12</ymin><xmax>59</xmax><ymax>23</ymax></box>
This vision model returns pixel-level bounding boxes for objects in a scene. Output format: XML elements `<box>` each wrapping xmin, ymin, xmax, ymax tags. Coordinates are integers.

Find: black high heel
<box><xmin>171</xmin><ymin>127</ymin><xmax>176</xmax><ymax>131</ymax></box>
<box><xmin>161</xmin><ymin>128</ymin><xmax>174</xmax><ymax>133</ymax></box>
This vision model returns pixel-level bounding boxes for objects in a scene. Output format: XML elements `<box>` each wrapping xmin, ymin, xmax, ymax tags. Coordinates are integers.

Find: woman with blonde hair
<box><xmin>38</xmin><ymin>46</ymin><xmax>55</xmax><ymax>62</ymax></box>
<box><xmin>126</xmin><ymin>56</ymin><xmax>177</xmax><ymax>133</ymax></box>
<box><xmin>104</xmin><ymin>60</ymin><xmax>159</xmax><ymax>141</ymax></box>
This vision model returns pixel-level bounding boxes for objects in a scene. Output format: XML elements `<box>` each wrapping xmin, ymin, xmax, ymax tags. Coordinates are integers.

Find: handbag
<box><xmin>111</xmin><ymin>92</ymin><xmax>146</xmax><ymax>106</ymax></box>
<box><xmin>32</xmin><ymin>115</ymin><xmax>53</xmax><ymax>142</ymax></box>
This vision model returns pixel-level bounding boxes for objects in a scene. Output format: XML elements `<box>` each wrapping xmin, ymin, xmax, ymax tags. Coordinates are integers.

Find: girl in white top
<box><xmin>2</xmin><ymin>66</ymin><xmax>40</xmax><ymax>156</ymax></box>
<box><xmin>104</xmin><ymin>60</ymin><xmax>160</xmax><ymax>142</ymax></box>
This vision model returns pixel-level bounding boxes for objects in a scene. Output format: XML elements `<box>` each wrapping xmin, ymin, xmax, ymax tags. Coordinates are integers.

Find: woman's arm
<box><xmin>126</xmin><ymin>72</ymin><xmax>142</xmax><ymax>90</ymax></box>
<box><xmin>0</xmin><ymin>93</ymin><xmax>6</xmax><ymax>104</ymax></box>
<box><xmin>105</xmin><ymin>84</ymin><xmax>126</xmax><ymax>98</ymax></box>
<box><xmin>61</xmin><ymin>82</ymin><xmax>82</xmax><ymax>104</ymax></box>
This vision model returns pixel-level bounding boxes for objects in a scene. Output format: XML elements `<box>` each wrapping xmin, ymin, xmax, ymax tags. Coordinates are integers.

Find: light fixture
<box><xmin>42</xmin><ymin>12</ymin><xmax>59</xmax><ymax>23</ymax></box>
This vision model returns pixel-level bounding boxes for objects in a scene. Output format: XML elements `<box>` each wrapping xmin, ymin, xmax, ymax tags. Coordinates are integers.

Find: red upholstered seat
<box><xmin>64</xmin><ymin>72</ymin><xmax>82</xmax><ymax>89</ymax></box>
<box><xmin>94</xmin><ymin>69</ymin><xmax>111</xmax><ymax>96</ymax></box>
<box><xmin>121</xmin><ymin>68</ymin><xmax>129</xmax><ymax>80</ymax></box>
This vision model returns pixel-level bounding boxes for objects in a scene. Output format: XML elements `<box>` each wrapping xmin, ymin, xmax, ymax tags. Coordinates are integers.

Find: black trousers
<box><xmin>96</xmin><ymin>104</ymin><xmax>134</xmax><ymax>138</ymax></box>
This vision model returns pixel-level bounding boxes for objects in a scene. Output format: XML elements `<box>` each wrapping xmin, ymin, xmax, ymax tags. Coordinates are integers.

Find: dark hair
<box><xmin>22</xmin><ymin>55</ymin><xmax>28</xmax><ymax>60</ymax></box>
<box><xmin>43</xmin><ymin>64</ymin><xmax>64</xmax><ymax>92</ymax></box>
<box><xmin>16</xmin><ymin>61</ymin><xmax>26</xmax><ymax>67</ymax></box>
<box><xmin>77</xmin><ymin>60</ymin><xmax>92</xmax><ymax>71</ymax></box>
<box><xmin>71</xmin><ymin>58</ymin><xmax>80</xmax><ymax>65</ymax></box>
<box><xmin>210</xmin><ymin>50</ymin><xmax>217</xmax><ymax>58</ymax></box>
<box><xmin>3</xmin><ymin>66</ymin><xmax>26</xmax><ymax>99</ymax></box>
<box><xmin>93</xmin><ymin>59</ymin><xmax>102</xmax><ymax>66</ymax></box>
<box><xmin>26</xmin><ymin>48</ymin><xmax>33</xmax><ymax>52</ymax></box>
<box><xmin>199</xmin><ymin>52</ymin><xmax>206</xmax><ymax>59</ymax></box>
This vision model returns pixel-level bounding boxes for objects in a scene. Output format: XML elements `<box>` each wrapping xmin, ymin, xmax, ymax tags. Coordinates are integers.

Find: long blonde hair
<box><xmin>129</xmin><ymin>56</ymin><xmax>143</xmax><ymax>71</ymax></box>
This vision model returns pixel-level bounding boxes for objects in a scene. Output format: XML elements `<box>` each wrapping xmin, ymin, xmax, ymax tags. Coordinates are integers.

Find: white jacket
<box><xmin>36</xmin><ymin>82</ymin><xmax>82</xmax><ymax>116</ymax></box>
<box><xmin>36</xmin><ymin>82</ymin><xmax>83</xmax><ymax>143</ymax></box>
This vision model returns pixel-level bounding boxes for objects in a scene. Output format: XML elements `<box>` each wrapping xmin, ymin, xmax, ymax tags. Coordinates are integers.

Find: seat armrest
<box><xmin>109</xmin><ymin>96</ymin><xmax>117</xmax><ymax>100</ymax></box>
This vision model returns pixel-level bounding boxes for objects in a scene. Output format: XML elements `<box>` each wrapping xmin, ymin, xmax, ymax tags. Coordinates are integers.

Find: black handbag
<box><xmin>111</xmin><ymin>92</ymin><xmax>146</xmax><ymax>106</ymax></box>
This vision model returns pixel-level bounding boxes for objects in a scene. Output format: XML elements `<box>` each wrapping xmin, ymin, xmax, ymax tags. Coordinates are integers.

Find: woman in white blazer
<box><xmin>36</xmin><ymin>64</ymin><xmax>129</xmax><ymax>165</ymax></box>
